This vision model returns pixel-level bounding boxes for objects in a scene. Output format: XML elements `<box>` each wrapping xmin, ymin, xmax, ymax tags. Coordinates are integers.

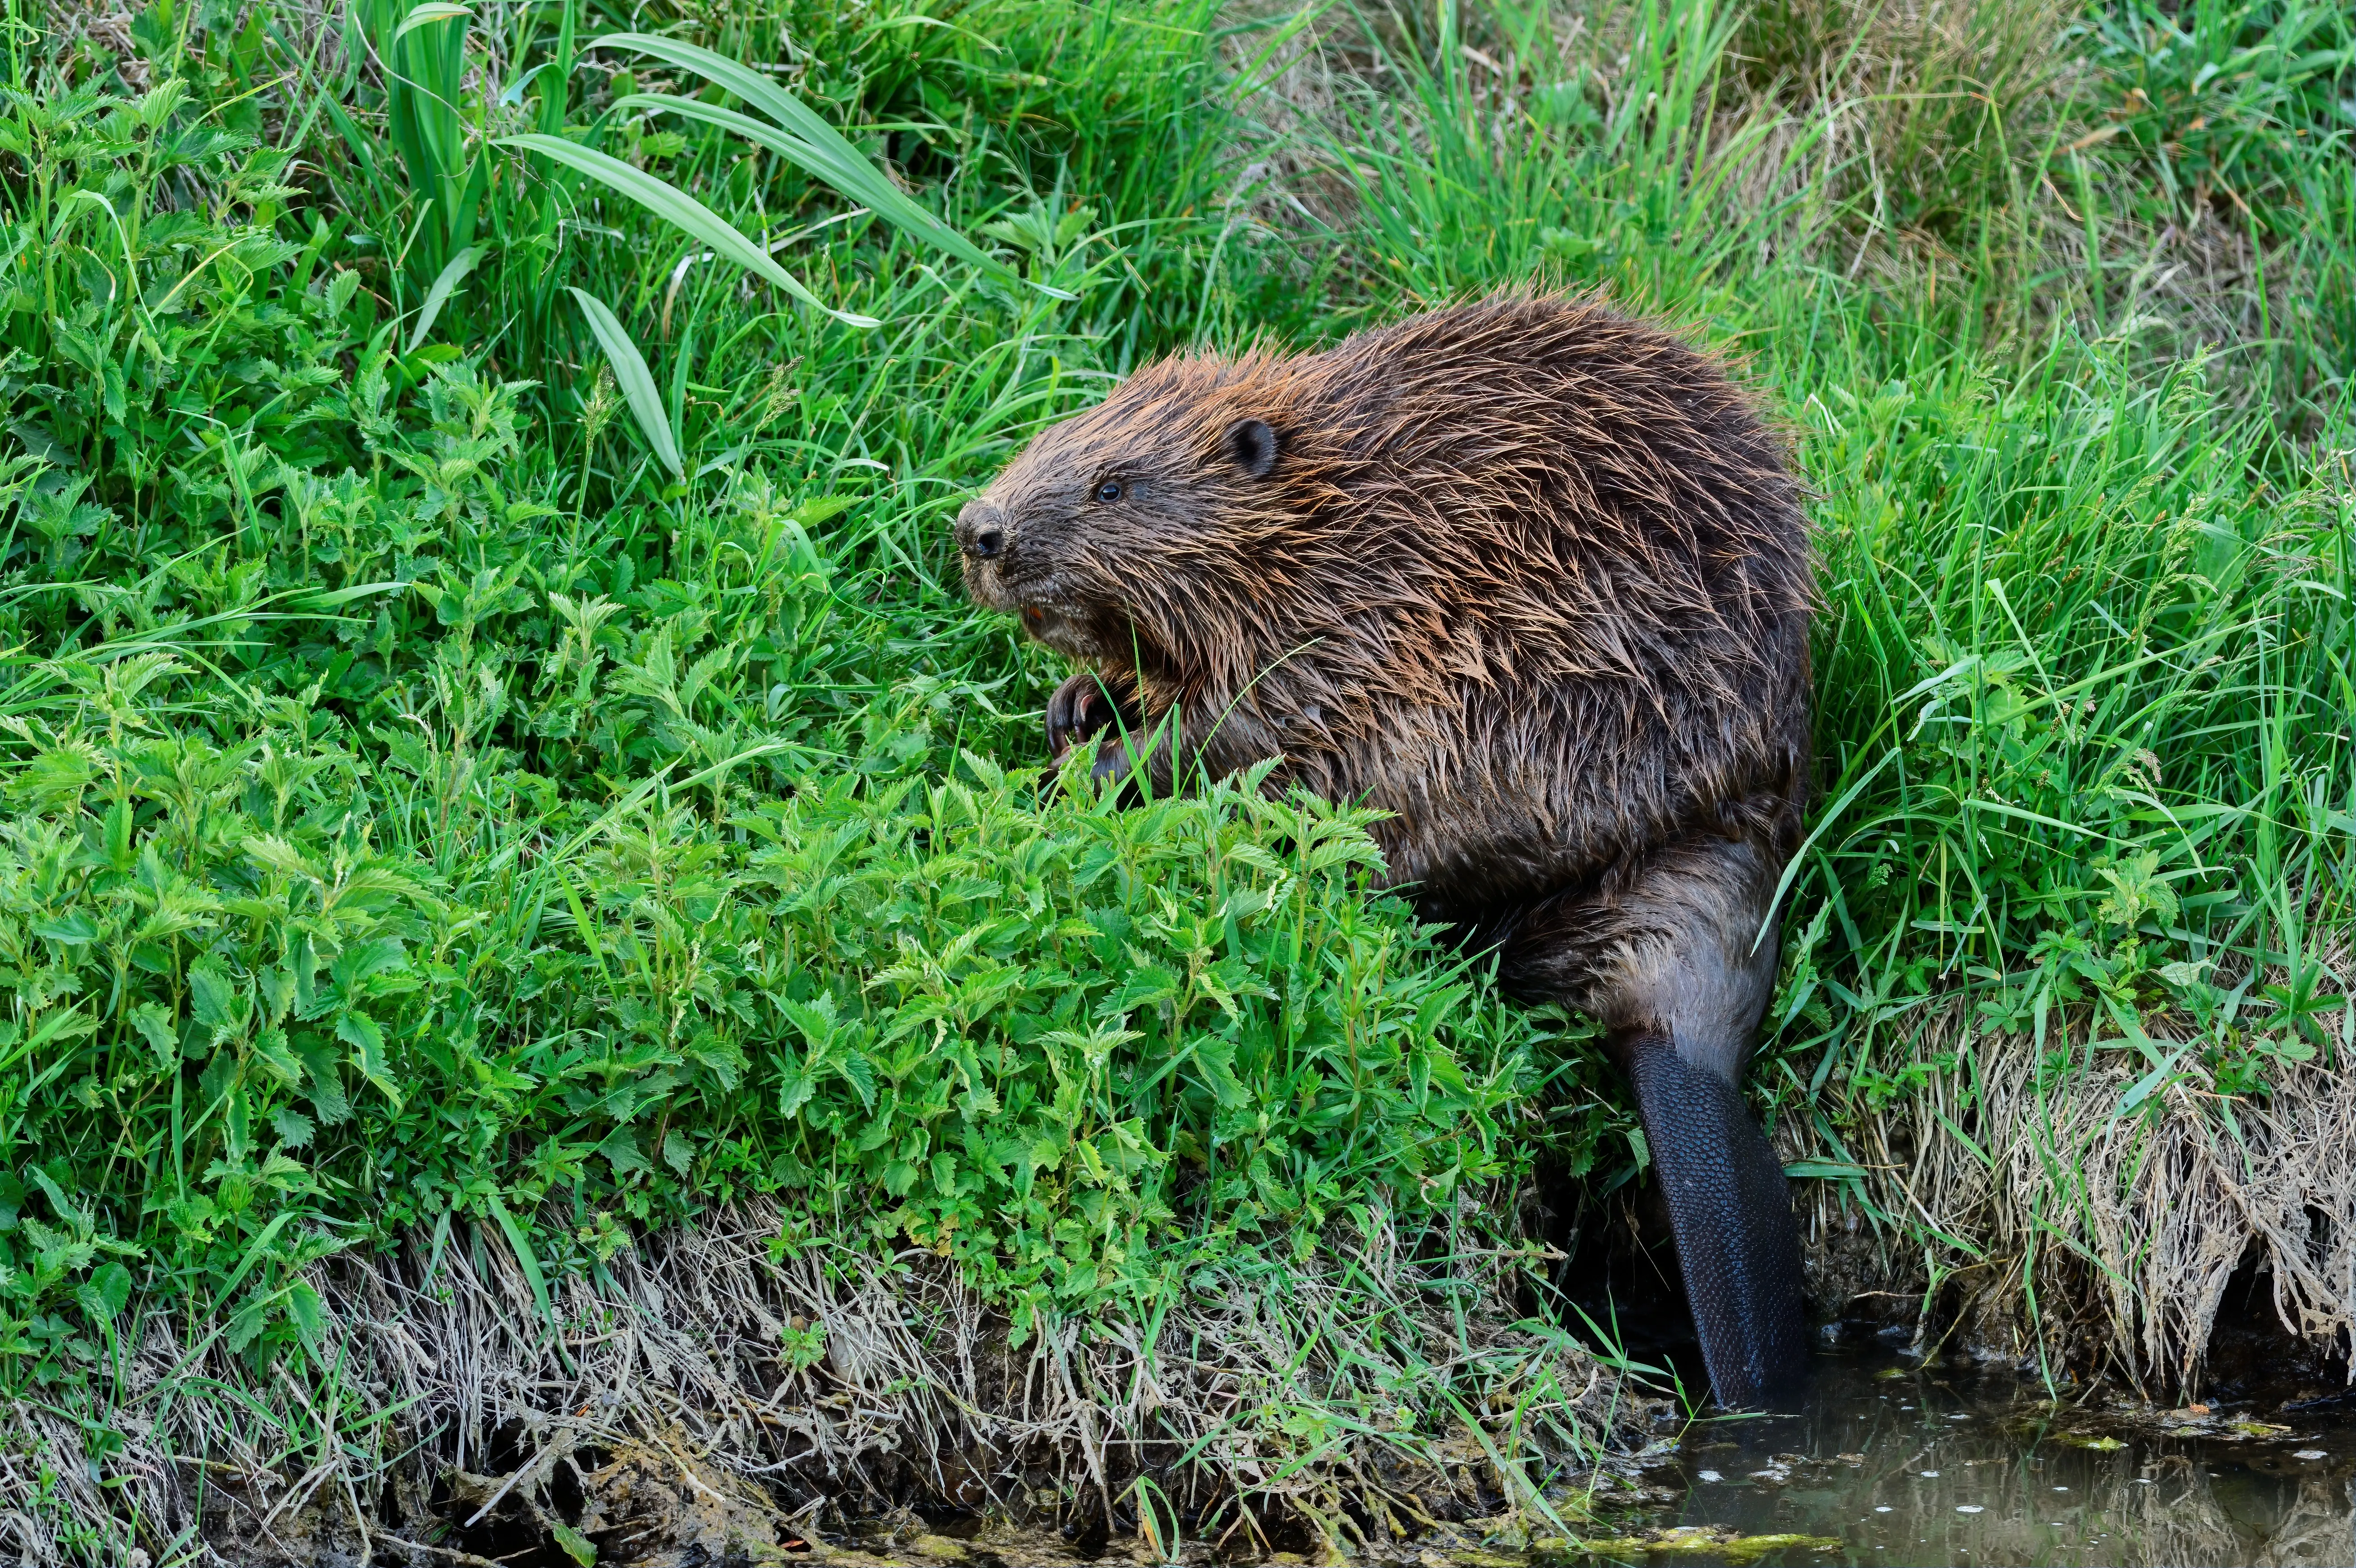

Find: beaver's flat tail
<box><xmin>1623</xmin><ymin>1034</ymin><xmax>1810</xmax><ymax>1409</ymax></box>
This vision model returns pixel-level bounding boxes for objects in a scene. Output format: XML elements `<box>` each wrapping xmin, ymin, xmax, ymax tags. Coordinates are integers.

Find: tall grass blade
<box><xmin>595</xmin><ymin>32</ymin><xmax>1066</xmax><ymax>297</ymax></box>
<box><xmin>391</xmin><ymin>1</ymin><xmax>473</xmax><ymax>43</ymax></box>
<box><xmin>405</xmin><ymin>242</ymin><xmax>481</xmax><ymax>353</ymax></box>
<box><xmin>504</xmin><ymin>134</ymin><xmax>880</xmax><ymax>329</ymax></box>
<box><xmin>361</xmin><ymin>0</ymin><xmax>477</xmax><ymax>260</ymax></box>
<box><xmin>485</xmin><ymin>1194</ymin><xmax>570</xmax><ymax>1371</ymax></box>
<box><xmin>567</xmin><ymin>285</ymin><xmax>682</xmax><ymax>478</ymax></box>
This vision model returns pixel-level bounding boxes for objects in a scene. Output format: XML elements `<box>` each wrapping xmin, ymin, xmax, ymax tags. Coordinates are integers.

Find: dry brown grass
<box><xmin>0</xmin><ymin>1199</ymin><xmax>1652</xmax><ymax>1566</ymax></box>
<box><xmin>1783</xmin><ymin>998</ymin><xmax>2356</xmax><ymax>1395</ymax></box>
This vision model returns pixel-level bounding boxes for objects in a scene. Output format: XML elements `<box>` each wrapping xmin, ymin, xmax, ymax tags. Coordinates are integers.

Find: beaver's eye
<box><xmin>1096</xmin><ymin>480</ymin><xmax>1124</xmax><ymax>503</ymax></box>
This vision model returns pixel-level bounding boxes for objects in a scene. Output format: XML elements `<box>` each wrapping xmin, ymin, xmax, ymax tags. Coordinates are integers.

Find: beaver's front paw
<box><xmin>1045</xmin><ymin>673</ymin><xmax>1136</xmax><ymax>761</ymax></box>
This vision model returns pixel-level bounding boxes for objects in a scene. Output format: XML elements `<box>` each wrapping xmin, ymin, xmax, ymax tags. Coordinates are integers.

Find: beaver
<box><xmin>955</xmin><ymin>290</ymin><xmax>1814</xmax><ymax>1407</ymax></box>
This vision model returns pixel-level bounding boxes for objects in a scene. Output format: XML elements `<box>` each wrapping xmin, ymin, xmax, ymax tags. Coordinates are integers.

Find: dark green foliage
<box><xmin>0</xmin><ymin>0</ymin><xmax>1564</xmax><ymax>1397</ymax></box>
<box><xmin>0</xmin><ymin>0</ymin><xmax>2347</xmax><ymax>1432</ymax></box>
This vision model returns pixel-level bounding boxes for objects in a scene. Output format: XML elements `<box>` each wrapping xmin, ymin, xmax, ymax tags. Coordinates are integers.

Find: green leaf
<box><xmin>599</xmin><ymin>1125</ymin><xmax>649</xmax><ymax>1177</ymax></box>
<box><xmin>550</xmin><ymin>1521</ymin><xmax>598</xmax><ymax>1566</ymax></box>
<box><xmin>290</xmin><ymin>579</ymin><xmax>410</xmax><ymax>610</ymax></box>
<box><xmin>836</xmin><ymin>1049</ymin><xmax>877</xmax><ymax>1111</ymax></box>
<box><xmin>486</xmin><ymin>1195</ymin><xmax>564</xmax><ymax>1363</ymax></box>
<box><xmin>567</xmin><ymin>286</ymin><xmax>683</xmax><ymax>480</ymax></box>
<box><xmin>253</xmin><ymin>1028</ymin><xmax>305</xmax><ymax>1087</ymax></box>
<box><xmin>791</xmin><ymin>495</ymin><xmax>855</xmax><ymax>527</ymax></box>
<box><xmin>129</xmin><ymin>1002</ymin><xmax>177</xmax><ymax>1065</ymax></box>
<box><xmin>776</xmin><ymin>1054</ymin><xmax>817</xmax><ymax>1118</ymax></box>
<box><xmin>83</xmin><ymin>1261</ymin><xmax>133</xmax><ymax>1319</ymax></box>
<box><xmin>505</xmin><ymin>134</ymin><xmax>878</xmax><ymax>329</ymax></box>
<box><xmin>32</xmin><ymin>912</ymin><xmax>97</xmax><ymax>945</ymax></box>
<box><xmin>337</xmin><ymin>1011</ymin><xmax>401</xmax><ymax>1110</ymax></box>
<box><xmin>271</xmin><ymin>1106</ymin><xmax>316</xmax><ymax>1149</ymax></box>
<box><xmin>392</xmin><ymin>2</ymin><xmax>474</xmax><ymax>43</ymax></box>
<box><xmin>288</xmin><ymin>1280</ymin><xmax>324</xmax><ymax>1348</ymax></box>
<box><xmin>406</xmin><ymin>243</ymin><xmax>482</xmax><ymax>355</ymax></box>
<box><xmin>189</xmin><ymin>963</ymin><xmax>239</xmax><ymax>1028</ymax></box>
<box><xmin>1783</xmin><ymin>1159</ymin><xmax>1867</xmax><ymax>1181</ymax></box>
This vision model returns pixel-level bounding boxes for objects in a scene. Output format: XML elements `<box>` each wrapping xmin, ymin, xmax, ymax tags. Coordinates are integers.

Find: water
<box><xmin>747</xmin><ymin>1352</ymin><xmax>2356</xmax><ymax>1568</ymax></box>
<box><xmin>1571</xmin><ymin>1350</ymin><xmax>2356</xmax><ymax>1567</ymax></box>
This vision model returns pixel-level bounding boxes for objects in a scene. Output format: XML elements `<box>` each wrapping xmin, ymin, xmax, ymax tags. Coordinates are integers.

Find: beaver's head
<box><xmin>955</xmin><ymin>353</ymin><xmax>1308</xmax><ymax>678</ymax></box>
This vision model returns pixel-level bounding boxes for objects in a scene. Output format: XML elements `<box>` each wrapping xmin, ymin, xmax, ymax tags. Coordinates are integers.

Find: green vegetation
<box><xmin>0</xmin><ymin>0</ymin><xmax>2349</xmax><ymax>1558</ymax></box>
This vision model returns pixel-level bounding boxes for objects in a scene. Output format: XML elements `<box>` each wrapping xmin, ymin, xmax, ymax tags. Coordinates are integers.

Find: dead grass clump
<box><xmin>0</xmin><ymin>1200</ymin><xmax>1653</xmax><ymax>1567</ymax></box>
<box><xmin>1731</xmin><ymin>0</ymin><xmax>2081</xmax><ymax>234</ymax></box>
<box><xmin>1783</xmin><ymin>1030</ymin><xmax>2356</xmax><ymax>1395</ymax></box>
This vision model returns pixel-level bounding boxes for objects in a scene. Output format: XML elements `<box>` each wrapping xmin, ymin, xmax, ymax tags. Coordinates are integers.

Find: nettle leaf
<box><xmin>329</xmin><ymin>938</ymin><xmax>409</xmax><ymax>996</ymax></box>
<box><xmin>291</xmin><ymin>1033</ymin><xmax>352</xmax><ymax>1126</ymax></box>
<box><xmin>128</xmin><ymin>1001</ymin><xmax>178</xmax><ymax>1065</ymax></box>
<box><xmin>287</xmin><ymin>1280</ymin><xmax>324</xmax><ymax>1348</ymax></box>
<box><xmin>599</xmin><ymin>1126</ymin><xmax>648</xmax><ymax>1178</ymax></box>
<box><xmin>77</xmin><ymin>1261</ymin><xmax>135</xmax><ymax>1324</ymax></box>
<box><xmin>778</xmin><ymin>993</ymin><xmax>838</xmax><ymax>1050</ymax></box>
<box><xmin>271</xmin><ymin>1106</ymin><xmax>316</xmax><ymax>1148</ymax></box>
<box><xmin>775</xmin><ymin>1050</ymin><xmax>818</xmax><ymax>1118</ymax></box>
<box><xmin>253</xmin><ymin>1027</ymin><xmax>304</xmax><ymax>1087</ymax></box>
<box><xmin>686</xmin><ymin>1031</ymin><xmax>743</xmax><ymax>1091</ymax></box>
<box><xmin>337</xmin><ymin>1011</ymin><xmax>400</xmax><ymax>1108</ymax></box>
<box><xmin>32</xmin><ymin>911</ymin><xmax>98</xmax><ymax>945</ymax></box>
<box><xmin>835</xmin><ymin>1049</ymin><xmax>877</xmax><ymax>1111</ymax></box>
<box><xmin>187</xmin><ymin>960</ymin><xmax>243</xmax><ymax>1031</ymax></box>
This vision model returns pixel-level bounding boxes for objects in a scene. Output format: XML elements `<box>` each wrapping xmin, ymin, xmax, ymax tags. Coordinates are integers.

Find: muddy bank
<box><xmin>0</xmin><ymin>1197</ymin><xmax>1652</xmax><ymax>1567</ymax></box>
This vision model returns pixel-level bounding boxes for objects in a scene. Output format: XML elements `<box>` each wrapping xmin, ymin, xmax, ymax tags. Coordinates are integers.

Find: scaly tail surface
<box><xmin>1623</xmin><ymin>1030</ymin><xmax>1810</xmax><ymax>1408</ymax></box>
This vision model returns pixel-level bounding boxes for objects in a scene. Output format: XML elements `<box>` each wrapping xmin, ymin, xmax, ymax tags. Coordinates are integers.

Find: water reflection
<box><xmin>1604</xmin><ymin>1350</ymin><xmax>2356</xmax><ymax>1567</ymax></box>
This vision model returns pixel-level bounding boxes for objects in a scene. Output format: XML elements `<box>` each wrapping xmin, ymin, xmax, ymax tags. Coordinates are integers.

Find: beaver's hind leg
<box><xmin>1501</xmin><ymin>834</ymin><xmax>1810</xmax><ymax>1409</ymax></box>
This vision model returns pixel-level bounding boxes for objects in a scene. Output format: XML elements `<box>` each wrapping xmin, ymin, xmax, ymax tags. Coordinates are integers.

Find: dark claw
<box><xmin>1046</xmin><ymin>673</ymin><xmax>1134</xmax><ymax>761</ymax></box>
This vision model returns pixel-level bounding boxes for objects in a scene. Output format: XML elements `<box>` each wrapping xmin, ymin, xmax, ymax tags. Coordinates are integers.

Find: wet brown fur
<box><xmin>958</xmin><ymin>289</ymin><xmax>1812</xmax><ymax>1027</ymax></box>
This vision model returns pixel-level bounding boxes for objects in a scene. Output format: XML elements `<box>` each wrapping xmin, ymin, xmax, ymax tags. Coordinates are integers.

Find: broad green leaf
<box><xmin>338</xmin><ymin>1010</ymin><xmax>400</xmax><ymax>1109</ymax></box>
<box><xmin>791</xmin><ymin>495</ymin><xmax>855</xmax><ymax>527</ymax></box>
<box><xmin>81</xmin><ymin>1261</ymin><xmax>133</xmax><ymax>1319</ymax></box>
<box><xmin>406</xmin><ymin>243</ymin><xmax>482</xmax><ymax>355</ymax></box>
<box><xmin>32</xmin><ymin>911</ymin><xmax>97</xmax><ymax>944</ymax></box>
<box><xmin>503</xmin><ymin>134</ymin><xmax>879</xmax><ymax>329</ymax></box>
<box><xmin>550</xmin><ymin>1521</ymin><xmax>598</xmax><ymax>1566</ymax></box>
<box><xmin>837</xmin><ymin>1049</ymin><xmax>876</xmax><ymax>1110</ymax></box>
<box><xmin>393</xmin><ymin>2</ymin><xmax>473</xmax><ymax>42</ymax></box>
<box><xmin>288</xmin><ymin>1280</ymin><xmax>324</xmax><ymax>1347</ymax></box>
<box><xmin>254</xmin><ymin>1028</ymin><xmax>305</xmax><ymax>1088</ymax></box>
<box><xmin>598</xmin><ymin>1125</ymin><xmax>649</xmax><ymax>1176</ymax></box>
<box><xmin>128</xmin><ymin>1002</ymin><xmax>176</xmax><ymax>1064</ymax></box>
<box><xmin>566</xmin><ymin>286</ymin><xmax>682</xmax><ymax>480</ymax></box>
<box><xmin>189</xmin><ymin>963</ymin><xmax>239</xmax><ymax>1027</ymax></box>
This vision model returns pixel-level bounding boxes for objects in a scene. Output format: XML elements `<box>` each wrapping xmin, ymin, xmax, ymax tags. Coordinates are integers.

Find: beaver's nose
<box><xmin>956</xmin><ymin>500</ymin><xmax>1007</xmax><ymax>560</ymax></box>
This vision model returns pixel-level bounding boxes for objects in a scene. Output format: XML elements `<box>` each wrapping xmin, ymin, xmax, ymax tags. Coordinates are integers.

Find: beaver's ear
<box><xmin>1224</xmin><ymin>418</ymin><xmax>1280</xmax><ymax>479</ymax></box>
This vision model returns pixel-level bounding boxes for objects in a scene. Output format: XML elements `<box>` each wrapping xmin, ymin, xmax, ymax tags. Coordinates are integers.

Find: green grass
<box><xmin>0</xmin><ymin>0</ymin><xmax>2351</xmax><ymax>1555</ymax></box>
